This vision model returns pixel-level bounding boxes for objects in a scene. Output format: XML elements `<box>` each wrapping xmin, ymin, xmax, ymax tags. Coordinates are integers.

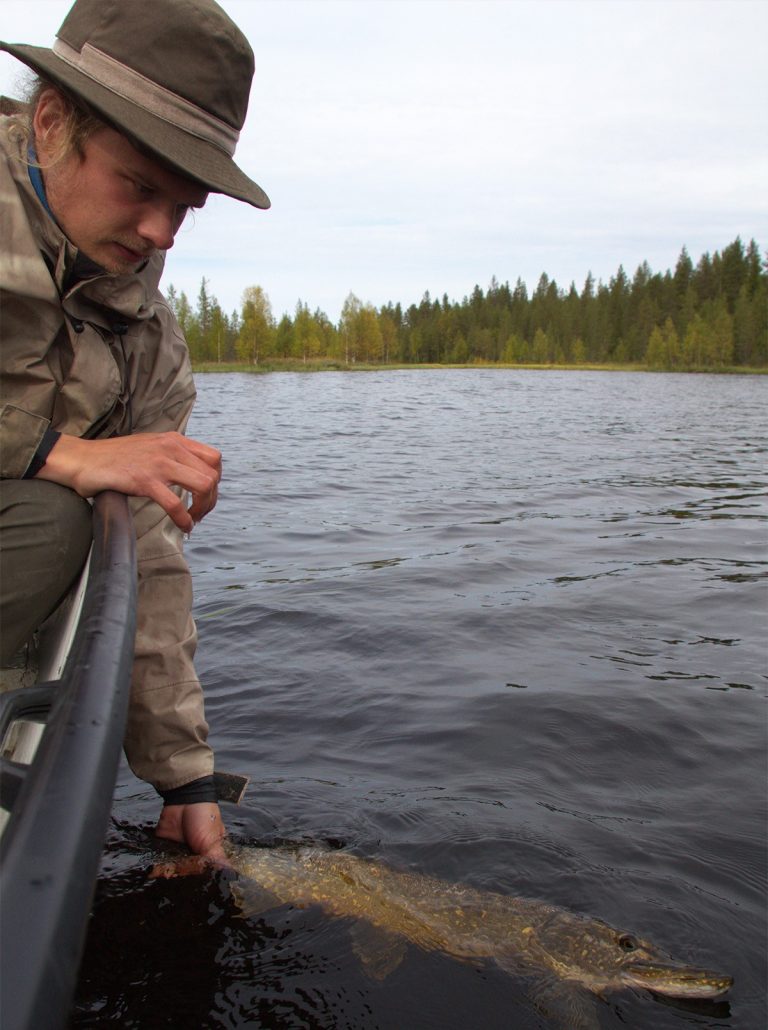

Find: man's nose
<box><xmin>137</xmin><ymin>204</ymin><xmax>177</xmax><ymax>251</ymax></box>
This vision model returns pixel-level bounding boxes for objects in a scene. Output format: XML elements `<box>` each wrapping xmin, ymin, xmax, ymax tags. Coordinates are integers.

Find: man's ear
<box><xmin>32</xmin><ymin>88</ymin><xmax>69</xmax><ymax>160</ymax></box>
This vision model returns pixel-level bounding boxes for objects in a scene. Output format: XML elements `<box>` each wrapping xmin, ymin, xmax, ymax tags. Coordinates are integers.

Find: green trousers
<box><xmin>0</xmin><ymin>480</ymin><xmax>92</xmax><ymax>665</ymax></box>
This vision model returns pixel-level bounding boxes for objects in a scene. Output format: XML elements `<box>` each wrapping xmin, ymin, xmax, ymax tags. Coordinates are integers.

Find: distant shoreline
<box><xmin>192</xmin><ymin>360</ymin><xmax>768</xmax><ymax>376</ymax></box>
<box><xmin>174</xmin><ymin>239</ymin><xmax>766</xmax><ymax>372</ymax></box>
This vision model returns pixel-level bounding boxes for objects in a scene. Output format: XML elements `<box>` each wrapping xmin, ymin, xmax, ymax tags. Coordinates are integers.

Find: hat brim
<box><xmin>1</xmin><ymin>41</ymin><xmax>270</xmax><ymax>210</ymax></box>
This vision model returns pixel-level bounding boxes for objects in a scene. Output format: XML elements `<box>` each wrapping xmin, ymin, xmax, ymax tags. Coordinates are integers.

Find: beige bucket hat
<box><xmin>0</xmin><ymin>0</ymin><xmax>270</xmax><ymax>209</ymax></box>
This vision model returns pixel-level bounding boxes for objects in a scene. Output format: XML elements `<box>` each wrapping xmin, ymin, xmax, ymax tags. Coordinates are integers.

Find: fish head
<box><xmin>620</xmin><ymin>957</ymin><xmax>734</xmax><ymax>1000</ymax></box>
<box><xmin>530</xmin><ymin>913</ymin><xmax>732</xmax><ymax>1000</ymax></box>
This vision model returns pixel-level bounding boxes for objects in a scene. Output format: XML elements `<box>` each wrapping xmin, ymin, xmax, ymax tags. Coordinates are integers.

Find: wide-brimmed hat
<box><xmin>0</xmin><ymin>0</ymin><xmax>270</xmax><ymax>209</ymax></box>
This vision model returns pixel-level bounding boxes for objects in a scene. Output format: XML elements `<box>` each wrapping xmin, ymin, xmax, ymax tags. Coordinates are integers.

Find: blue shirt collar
<box><xmin>27</xmin><ymin>143</ymin><xmax>54</xmax><ymax>218</ymax></box>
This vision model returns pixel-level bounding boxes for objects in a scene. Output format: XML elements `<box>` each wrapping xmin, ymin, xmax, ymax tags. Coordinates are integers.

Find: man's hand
<box><xmin>154</xmin><ymin>802</ymin><xmax>227</xmax><ymax>863</ymax></box>
<box><xmin>37</xmin><ymin>431</ymin><xmax>221</xmax><ymax>533</ymax></box>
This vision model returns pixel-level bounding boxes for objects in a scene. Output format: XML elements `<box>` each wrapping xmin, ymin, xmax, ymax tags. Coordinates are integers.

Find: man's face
<box><xmin>38</xmin><ymin>102</ymin><xmax>209</xmax><ymax>274</ymax></box>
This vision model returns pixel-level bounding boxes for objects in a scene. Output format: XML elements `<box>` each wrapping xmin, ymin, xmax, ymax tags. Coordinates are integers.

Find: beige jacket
<box><xmin>0</xmin><ymin>116</ymin><xmax>213</xmax><ymax>792</ymax></box>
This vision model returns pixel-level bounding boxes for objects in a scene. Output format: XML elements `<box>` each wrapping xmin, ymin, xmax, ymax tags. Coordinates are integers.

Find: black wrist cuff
<box><xmin>158</xmin><ymin>774</ymin><xmax>218</xmax><ymax>806</ymax></box>
<box><xmin>23</xmin><ymin>427</ymin><xmax>61</xmax><ymax>479</ymax></box>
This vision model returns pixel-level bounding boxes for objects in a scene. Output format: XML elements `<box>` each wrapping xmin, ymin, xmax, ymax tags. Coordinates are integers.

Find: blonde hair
<box><xmin>8</xmin><ymin>76</ymin><xmax>104</xmax><ymax>166</ymax></box>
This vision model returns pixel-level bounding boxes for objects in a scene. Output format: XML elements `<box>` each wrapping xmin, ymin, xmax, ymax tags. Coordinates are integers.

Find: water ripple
<box><xmin>76</xmin><ymin>370</ymin><xmax>767</xmax><ymax>1030</ymax></box>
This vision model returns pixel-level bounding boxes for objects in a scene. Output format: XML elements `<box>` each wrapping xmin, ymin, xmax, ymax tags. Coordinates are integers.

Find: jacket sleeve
<box><xmin>120</xmin><ymin>304</ymin><xmax>214</xmax><ymax>794</ymax></box>
<box><xmin>123</xmin><ymin>489</ymin><xmax>214</xmax><ymax>792</ymax></box>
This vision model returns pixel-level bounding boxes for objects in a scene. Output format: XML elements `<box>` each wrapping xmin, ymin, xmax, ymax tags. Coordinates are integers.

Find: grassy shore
<box><xmin>192</xmin><ymin>359</ymin><xmax>767</xmax><ymax>375</ymax></box>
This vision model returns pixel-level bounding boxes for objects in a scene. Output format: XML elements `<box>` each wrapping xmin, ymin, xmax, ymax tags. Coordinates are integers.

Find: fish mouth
<box><xmin>625</xmin><ymin>961</ymin><xmax>733</xmax><ymax>999</ymax></box>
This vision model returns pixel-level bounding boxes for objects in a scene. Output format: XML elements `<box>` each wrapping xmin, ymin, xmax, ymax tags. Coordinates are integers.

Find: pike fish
<box><xmin>219</xmin><ymin>844</ymin><xmax>732</xmax><ymax>1029</ymax></box>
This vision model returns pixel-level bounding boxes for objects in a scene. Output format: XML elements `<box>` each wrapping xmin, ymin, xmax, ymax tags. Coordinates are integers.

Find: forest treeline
<box><xmin>167</xmin><ymin>237</ymin><xmax>766</xmax><ymax>371</ymax></box>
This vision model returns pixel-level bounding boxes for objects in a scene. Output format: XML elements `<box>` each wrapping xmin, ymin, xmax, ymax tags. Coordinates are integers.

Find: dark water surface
<box><xmin>73</xmin><ymin>370</ymin><xmax>766</xmax><ymax>1029</ymax></box>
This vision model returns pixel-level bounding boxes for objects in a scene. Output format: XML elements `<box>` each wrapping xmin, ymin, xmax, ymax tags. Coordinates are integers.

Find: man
<box><xmin>0</xmin><ymin>0</ymin><xmax>270</xmax><ymax>858</ymax></box>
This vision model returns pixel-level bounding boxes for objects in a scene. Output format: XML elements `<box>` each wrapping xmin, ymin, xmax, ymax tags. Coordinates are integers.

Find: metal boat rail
<box><xmin>0</xmin><ymin>491</ymin><xmax>137</xmax><ymax>1030</ymax></box>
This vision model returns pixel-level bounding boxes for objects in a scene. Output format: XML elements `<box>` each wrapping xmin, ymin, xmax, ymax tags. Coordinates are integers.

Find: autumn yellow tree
<box><xmin>237</xmin><ymin>286</ymin><xmax>275</xmax><ymax>365</ymax></box>
<box><xmin>339</xmin><ymin>292</ymin><xmax>383</xmax><ymax>364</ymax></box>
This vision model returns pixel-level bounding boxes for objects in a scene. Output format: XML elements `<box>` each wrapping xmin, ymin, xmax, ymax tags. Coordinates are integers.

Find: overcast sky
<box><xmin>2</xmin><ymin>0</ymin><xmax>766</xmax><ymax>321</ymax></box>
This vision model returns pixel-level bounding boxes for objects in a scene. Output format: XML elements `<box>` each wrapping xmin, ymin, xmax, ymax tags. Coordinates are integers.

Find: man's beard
<box><xmin>94</xmin><ymin>237</ymin><xmax>154</xmax><ymax>275</ymax></box>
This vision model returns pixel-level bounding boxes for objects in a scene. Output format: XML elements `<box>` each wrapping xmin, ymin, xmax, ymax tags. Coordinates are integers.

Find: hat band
<box><xmin>52</xmin><ymin>38</ymin><xmax>240</xmax><ymax>157</ymax></box>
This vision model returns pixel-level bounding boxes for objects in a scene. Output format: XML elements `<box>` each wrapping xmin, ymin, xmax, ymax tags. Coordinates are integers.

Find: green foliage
<box><xmin>167</xmin><ymin>237</ymin><xmax>766</xmax><ymax>373</ymax></box>
<box><xmin>237</xmin><ymin>285</ymin><xmax>275</xmax><ymax>364</ymax></box>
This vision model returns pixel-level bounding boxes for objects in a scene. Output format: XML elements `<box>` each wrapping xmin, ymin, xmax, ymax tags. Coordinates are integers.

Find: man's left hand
<box><xmin>155</xmin><ymin>802</ymin><xmax>227</xmax><ymax>862</ymax></box>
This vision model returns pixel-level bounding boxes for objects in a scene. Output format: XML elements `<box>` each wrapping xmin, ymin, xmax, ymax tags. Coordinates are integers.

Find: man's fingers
<box><xmin>159</xmin><ymin>435</ymin><xmax>222</xmax><ymax>490</ymax></box>
<box><xmin>187</xmin><ymin>482</ymin><xmax>219</xmax><ymax>525</ymax></box>
<box><xmin>182</xmin><ymin>436</ymin><xmax>223</xmax><ymax>472</ymax></box>
<box><xmin>128</xmin><ymin>461</ymin><xmax>217</xmax><ymax>531</ymax></box>
<box><xmin>150</xmin><ymin>483</ymin><xmax>195</xmax><ymax>532</ymax></box>
<box><xmin>37</xmin><ymin>432</ymin><xmax>222</xmax><ymax>529</ymax></box>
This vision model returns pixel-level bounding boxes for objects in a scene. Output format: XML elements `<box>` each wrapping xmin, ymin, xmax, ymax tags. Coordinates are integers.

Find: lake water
<box><xmin>72</xmin><ymin>369</ymin><xmax>766</xmax><ymax>1029</ymax></box>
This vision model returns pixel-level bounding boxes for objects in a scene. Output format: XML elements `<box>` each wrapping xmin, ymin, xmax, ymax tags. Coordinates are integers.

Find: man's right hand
<box><xmin>36</xmin><ymin>431</ymin><xmax>221</xmax><ymax>533</ymax></box>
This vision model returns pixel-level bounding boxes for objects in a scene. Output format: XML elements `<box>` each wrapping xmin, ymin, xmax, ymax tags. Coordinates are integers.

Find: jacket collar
<box><xmin>4</xmin><ymin>118</ymin><xmax>166</xmax><ymax>320</ymax></box>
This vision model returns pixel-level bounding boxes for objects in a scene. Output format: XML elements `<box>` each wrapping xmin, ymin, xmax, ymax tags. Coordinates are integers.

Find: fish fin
<box><xmin>349</xmin><ymin>921</ymin><xmax>408</xmax><ymax>980</ymax></box>
<box><xmin>492</xmin><ymin>950</ymin><xmax>537</xmax><ymax>978</ymax></box>
<box><xmin>230</xmin><ymin>879</ymin><xmax>282</xmax><ymax>919</ymax></box>
<box><xmin>528</xmin><ymin>976</ymin><xmax>600</xmax><ymax>1030</ymax></box>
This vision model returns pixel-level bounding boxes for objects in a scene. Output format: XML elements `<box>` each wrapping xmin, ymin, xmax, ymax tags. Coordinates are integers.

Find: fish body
<box><xmin>227</xmin><ymin>844</ymin><xmax>732</xmax><ymax>1027</ymax></box>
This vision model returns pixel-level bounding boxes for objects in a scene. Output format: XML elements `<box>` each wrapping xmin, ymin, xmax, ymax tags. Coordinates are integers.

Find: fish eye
<box><xmin>618</xmin><ymin>934</ymin><xmax>638</xmax><ymax>951</ymax></box>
